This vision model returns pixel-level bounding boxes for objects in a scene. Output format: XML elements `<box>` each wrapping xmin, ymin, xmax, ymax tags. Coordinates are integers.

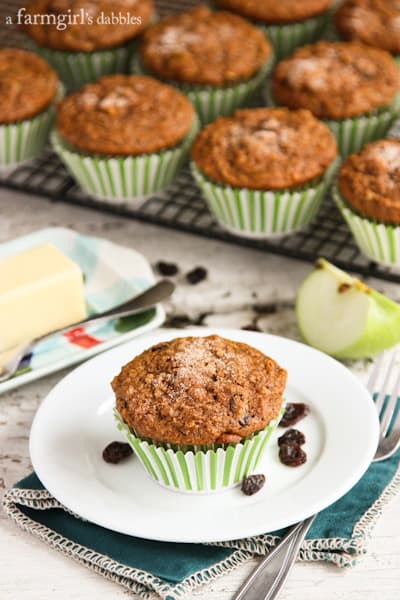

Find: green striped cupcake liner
<box><xmin>333</xmin><ymin>186</ymin><xmax>400</xmax><ymax>268</ymax></box>
<box><xmin>114</xmin><ymin>404</ymin><xmax>285</xmax><ymax>493</ymax></box>
<box><xmin>131</xmin><ymin>55</ymin><xmax>274</xmax><ymax>124</ymax></box>
<box><xmin>51</xmin><ymin>116</ymin><xmax>199</xmax><ymax>203</ymax></box>
<box><xmin>264</xmin><ymin>85</ymin><xmax>400</xmax><ymax>157</ymax></box>
<box><xmin>28</xmin><ymin>42</ymin><xmax>134</xmax><ymax>91</ymax></box>
<box><xmin>256</xmin><ymin>10</ymin><xmax>331</xmax><ymax>60</ymax></box>
<box><xmin>191</xmin><ymin>160</ymin><xmax>338</xmax><ymax>239</ymax></box>
<box><xmin>0</xmin><ymin>84</ymin><xmax>63</xmax><ymax>171</ymax></box>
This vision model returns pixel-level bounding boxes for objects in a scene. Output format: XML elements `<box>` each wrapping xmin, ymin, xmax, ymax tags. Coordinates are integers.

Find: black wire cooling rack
<box><xmin>1</xmin><ymin>0</ymin><xmax>400</xmax><ymax>284</ymax></box>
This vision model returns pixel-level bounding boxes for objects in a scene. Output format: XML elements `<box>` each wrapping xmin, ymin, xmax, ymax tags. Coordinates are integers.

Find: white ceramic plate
<box><xmin>30</xmin><ymin>327</ymin><xmax>379</xmax><ymax>543</ymax></box>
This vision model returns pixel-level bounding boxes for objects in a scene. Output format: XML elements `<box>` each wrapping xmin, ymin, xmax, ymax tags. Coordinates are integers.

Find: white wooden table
<box><xmin>0</xmin><ymin>187</ymin><xmax>399</xmax><ymax>600</ymax></box>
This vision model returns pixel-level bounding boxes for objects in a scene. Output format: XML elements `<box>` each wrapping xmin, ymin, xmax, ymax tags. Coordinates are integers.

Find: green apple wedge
<box><xmin>296</xmin><ymin>258</ymin><xmax>400</xmax><ymax>359</ymax></box>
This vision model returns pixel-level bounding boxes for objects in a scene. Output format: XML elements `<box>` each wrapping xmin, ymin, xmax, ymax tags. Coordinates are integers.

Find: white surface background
<box><xmin>1</xmin><ymin>187</ymin><xmax>399</xmax><ymax>599</ymax></box>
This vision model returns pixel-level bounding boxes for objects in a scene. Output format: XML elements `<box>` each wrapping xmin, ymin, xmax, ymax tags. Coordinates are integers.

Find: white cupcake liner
<box><xmin>190</xmin><ymin>160</ymin><xmax>338</xmax><ymax>239</ymax></box>
<box><xmin>333</xmin><ymin>186</ymin><xmax>400</xmax><ymax>268</ymax></box>
<box><xmin>114</xmin><ymin>405</ymin><xmax>284</xmax><ymax>494</ymax></box>
<box><xmin>29</xmin><ymin>42</ymin><xmax>133</xmax><ymax>91</ymax></box>
<box><xmin>131</xmin><ymin>55</ymin><xmax>274</xmax><ymax>124</ymax></box>
<box><xmin>256</xmin><ymin>10</ymin><xmax>331</xmax><ymax>59</ymax></box>
<box><xmin>51</xmin><ymin>116</ymin><xmax>199</xmax><ymax>203</ymax></box>
<box><xmin>264</xmin><ymin>85</ymin><xmax>400</xmax><ymax>157</ymax></box>
<box><xmin>0</xmin><ymin>84</ymin><xmax>63</xmax><ymax>169</ymax></box>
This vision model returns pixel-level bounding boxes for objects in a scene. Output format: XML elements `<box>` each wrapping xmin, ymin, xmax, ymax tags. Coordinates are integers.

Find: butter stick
<box><xmin>0</xmin><ymin>243</ymin><xmax>86</xmax><ymax>356</ymax></box>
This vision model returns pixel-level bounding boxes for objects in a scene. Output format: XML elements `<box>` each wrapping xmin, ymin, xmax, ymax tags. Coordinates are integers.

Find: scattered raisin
<box><xmin>186</xmin><ymin>266</ymin><xmax>207</xmax><ymax>284</ymax></box>
<box><xmin>279</xmin><ymin>443</ymin><xmax>307</xmax><ymax>467</ymax></box>
<box><xmin>241</xmin><ymin>324</ymin><xmax>261</xmax><ymax>332</ymax></box>
<box><xmin>278</xmin><ymin>429</ymin><xmax>305</xmax><ymax>446</ymax></box>
<box><xmin>102</xmin><ymin>441</ymin><xmax>133</xmax><ymax>464</ymax></box>
<box><xmin>280</xmin><ymin>403</ymin><xmax>310</xmax><ymax>427</ymax></box>
<box><xmin>166</xmin><ymin>315</ymin><xmax>193</xmax><ymax>328</ymax></box>
<box><xmin>241</xmin><ymin>474</ymin><xmax>266</xmax><ymax>495</ymax></box>
<box><xmin>155</xmin><ymin>261</ymin><xmax>179</xmax><ymax>277</ymax></box>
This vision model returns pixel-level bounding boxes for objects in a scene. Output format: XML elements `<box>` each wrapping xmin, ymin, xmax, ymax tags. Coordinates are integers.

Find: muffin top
<box><xmin>112</xmin><ymin>335</ymin><xmax>287</xmax><ymax>445</ymax></box>
<box><xmin>56</xmin><ymin>74</ymin><xmax>195</xmax><ymax>156</ymax></box>
<box><xmin>214</xmin><ymin>0</ymin><xmax>332</xmax><ymax>24</ymax></box>
<box><xmin>338</xmin><ymin>139</ymin><xmax>400</xmax><ymax>223</ymax></box>
<box><xmin>0</xmin><ymin>48</ymin><xmax>58</xmax><ymax>124</ymax></box>
<box><xmin>22</xmin><ymin>0</ymin><xmax>154</xmax><ymax>52</ymax></box>
<box><xmin>190</xmin><ymin>107</ymin><xmax>337</xmax><ymax>190</ymax></box>
<box><xmin>335</xmin><ymin>0</ymin><xmax>400</xmax><ymax>54</ymax></box>
<box><xmin>272</xmin><ymin>41</ymin><xmax>399</xmax><ymax>119</ymax></box>
<box><xmin>139</xmin><ymin>5</ymin><xmax>272</xmax><ymax>86</ymax></box>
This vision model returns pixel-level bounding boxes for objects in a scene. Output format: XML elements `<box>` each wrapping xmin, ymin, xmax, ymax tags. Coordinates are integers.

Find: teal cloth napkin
<box><xmin>3</xmin><ymin>452</ymin><xmax>399</xmax><ymax>600</ymax></box>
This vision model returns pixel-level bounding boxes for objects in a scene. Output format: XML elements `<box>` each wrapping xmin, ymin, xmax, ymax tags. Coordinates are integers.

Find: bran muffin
<box><xmin>113</xmin><ymin>335</ymin><xmax>286</xmax><ymax>445</ymax></box>
<box><xmin>214</xmin><ymin>0</ymin><xmax>332</xmax><ymax>24</ymax></box>
<box><xmin>139</xmin><ymin>5</ymin><xmax>270</xmax><ymax>86</ymax></box>
<box><xmin>338</xmin><ymin>140</ymin><xmax>400</xmax><ymax>223</ymax></box>
<box><xmin>272</xmin><ymin>41</ymin><xmax>399</xmax><ymax>120</ymax></box>
<box><xmin>0</xmin><ymin>48</ymin><xmax>58</xmax><ymax>124</ymax></box>
<box><xmin>134</xmin><ymin>5</ymin><xmax>274</xmax><ymax>123</ymax></box>
<box><xmin>56</xmin><ymin>74</ymin><xmax>195</xmax><ymax>156</ymax></box>
<box><xmin>113</xmin><ymin>334</ymin><xmax>287</xmax><ymax>492</ymax></box>
<box><xmin>191</xmin><ymin>107</ymin><xmax>337</xmax><ymax>190</ymax></box>
<box><xmin>270</xmin><ymin>41</ymin><xmax>400</xmax><ymax>155</ymax></box>
<box><xmin>52</xmin><ymin>74</ymin><xmax>198</xmax><ymax>200</ymax></box>
<box><xmin>0</xmin><ymin>48</ymin><xmax>60</xmax><ymax>167</ymax></box>
<box><xmin>190</xmin><ymin>108</ymin><xmax>338</xmax><ymax>238</ymax></box>
<box><xmin>22</xmin><ymin>0</ymin><xmax>154</xmax><ymax>52</ymax></box>
<box><xmin>214</xmin><ymin>0</ymin><xmax>333</xmax><ymax>59</ymax></box>
<box><xmin>334</xmin><ymin>140</ymin><xmax>400</xmax><ymax>266</ymax></box>
<box><xmin>335</xmin><ymin>0</ymin><xmax>400</xmax><ymax>57</ymax></box>
<box><xmin>22</xmin><ymin>0</ymin><xmax>154</xmax><ymax>90</ymax></box>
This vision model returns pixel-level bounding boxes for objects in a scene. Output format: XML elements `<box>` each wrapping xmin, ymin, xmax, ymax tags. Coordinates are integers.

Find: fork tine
<box><xmin>387</xmin><ymin>407</ymin><xmax>400</xmax><ymax>454</ymax></box>
<box><xmin>380</xmin><ymin>363</ymin><xmax>400</xmax><ymax>437</ymax></box>
<box><xmin>374</xmin><ymin>352</ymin><xmax>397</xmax><ymax>416</ymax></box>
<box><xmin>367</xmin><ymin>352</ymin><xmax>385</xmax><ymax>395</ymax></box>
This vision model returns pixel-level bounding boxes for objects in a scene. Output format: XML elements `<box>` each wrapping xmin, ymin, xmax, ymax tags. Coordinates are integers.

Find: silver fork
<box><xmin>234</xmin><ymin>350</ymin><xmax>400</xmax><ymax>600</ymax></box>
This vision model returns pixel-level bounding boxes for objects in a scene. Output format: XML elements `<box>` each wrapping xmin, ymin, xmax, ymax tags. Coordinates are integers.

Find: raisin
<box><xmin>279</xmin><ymin>443</ymin><xmax>307</xmax><ymax>467</ymax></box>
<box><xmin>277</xmin><ymin>429</ymin><xmax>305</xmax><ymax>446</ymax></box>
<box><xmin>155</xmin><ymin>261</ymin><xmax>179</xmax><ymax>277</ymax></box>
<box><xmin>241</xmin><ymin>324</ymin><xmax>261</xmax><ymax>332</ymax></box>
<box><xmin>280</xmin><ymin>403</ymin><xmax>310</xmax><ymax>427</ymax></box>
<box><xmin>241</xmin><ymin>474</ymin><xmax>266</xmax><ymax>496</ymax></box>
<box><xmin>102</xmin><ymin>441</ymin><xmax>133</xmax><ymax>464</ymax></box>
<box><xmin>186</xmin><ymin>266</ymin><xmax>207</xmax><ymax>285</ymax></box>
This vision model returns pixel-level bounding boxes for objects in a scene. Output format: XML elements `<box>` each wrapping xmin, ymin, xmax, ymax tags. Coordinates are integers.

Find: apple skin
<box><xmin>296</xmin><ymin>259</ymin><xmax>400</xmax><ymax>359</ymax></box>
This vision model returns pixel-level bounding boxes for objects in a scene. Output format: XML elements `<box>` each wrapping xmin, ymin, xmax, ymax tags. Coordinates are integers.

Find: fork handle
<box><xmin>233</xmin><ymin>516</ymin><xmax>315</xmax><ymax>600</ymax></box>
